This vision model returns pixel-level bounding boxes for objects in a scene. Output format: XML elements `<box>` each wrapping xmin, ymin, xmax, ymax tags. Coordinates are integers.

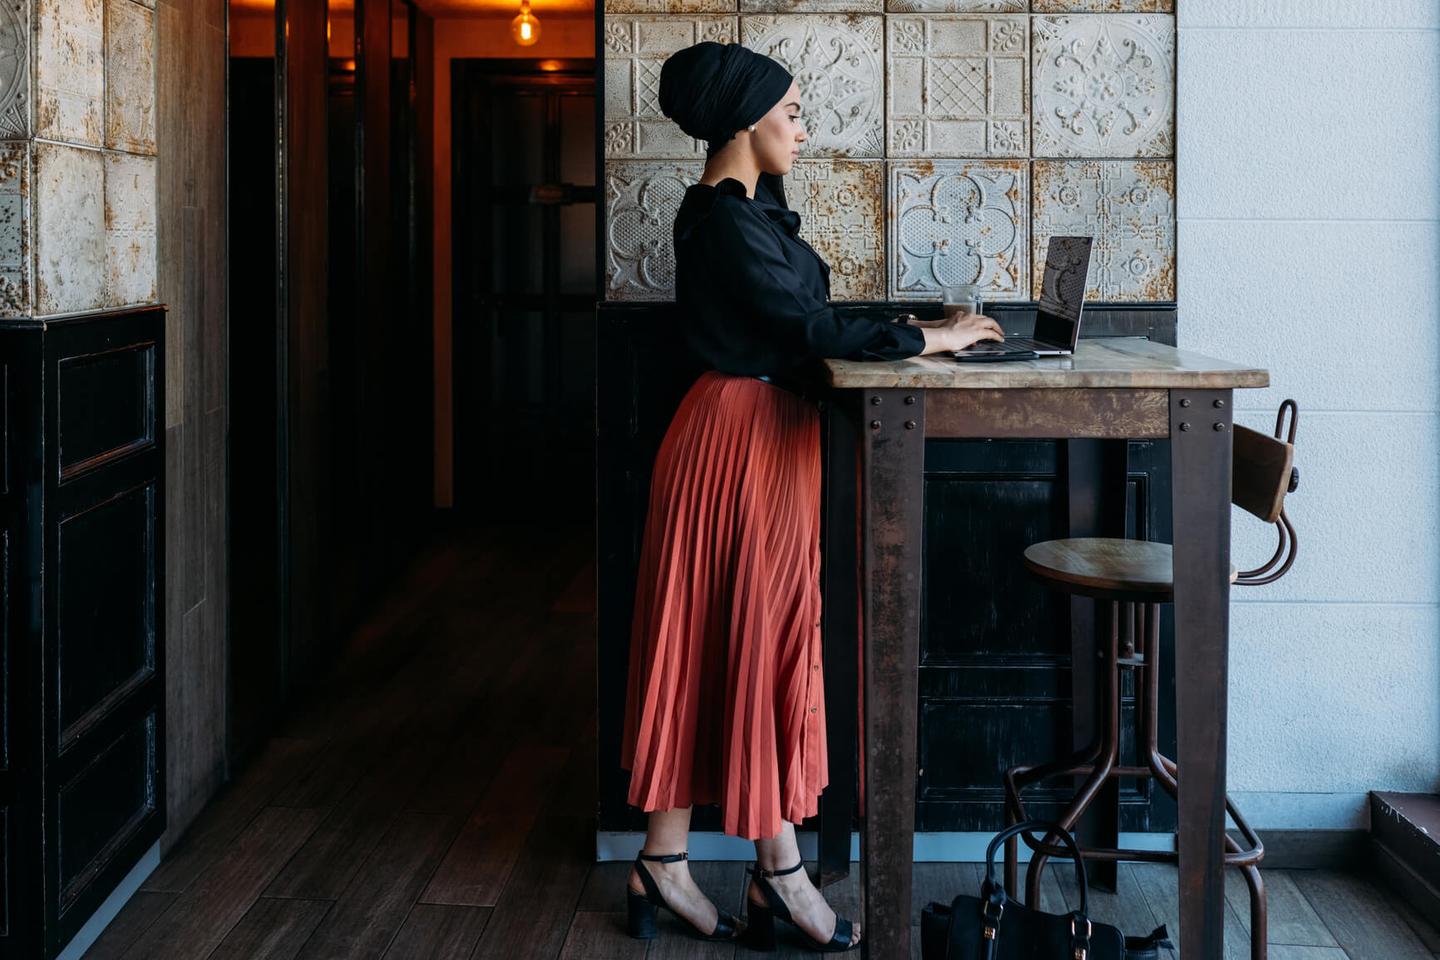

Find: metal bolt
<box><xmin>1213</xmin><ymin>398</ymin><xmax>1226</xmax><ymax>408</ymax></box>
<box><xmin>1214</xmin><ymin>422</ymin><xmax>1227</xmax><ymax>432</ymax></box>
<box><xmin>904</xmin><ymin>395</ymin><xmax>916</xmax><ymax>405</ymax></box>
<box><xmin>905</xmin><ymin>420</ymin><xmax>917</xmax><ymax>430</ymax></box>
<box><xmin>1179</xmin><ymin>398</ymin><xmax>1191</xmax><ymax>408</ymax></box>
<box><xmin>870</xmin><ymin>396</ymin><xmax>882</xmax><ymax>406</ymax></box>
<box><xmin>1179</xmin><ymin>422</ymin><xmax>1191</xmax><ymax>431</ymax></box>
<box><xmin>870</xmin><ymin>419</ymin><xmax>882</xmax><ymax>430</ymax></box>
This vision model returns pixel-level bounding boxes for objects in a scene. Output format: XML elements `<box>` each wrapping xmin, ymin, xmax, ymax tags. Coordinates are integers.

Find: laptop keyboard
<box><xmin>962</xmin><ymin>336</ymin><xmax>1050</xmax><ymax>353</ymax></box>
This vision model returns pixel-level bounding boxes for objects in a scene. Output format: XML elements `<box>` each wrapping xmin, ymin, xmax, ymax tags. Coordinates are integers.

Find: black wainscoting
<box><xmin>0</xmin><ymin>306</ymin><xmax>166</xmax><ymax>957</ymax></box>
<box><xmin>596</xmin><ymin>301</ymin><xmax>1177</xmax><ymax>839</ymax></box>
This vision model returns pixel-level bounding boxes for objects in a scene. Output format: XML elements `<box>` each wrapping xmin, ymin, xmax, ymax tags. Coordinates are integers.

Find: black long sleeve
<box><xmin>673</xmin><ymin>177</ymin><xmax>925</xmax><ymax>380</ymax></box>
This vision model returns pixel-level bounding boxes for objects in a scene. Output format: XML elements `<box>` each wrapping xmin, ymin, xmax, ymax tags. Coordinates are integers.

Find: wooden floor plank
<box><xmin>1292</xmin><ymin>869</ymin><xmax>1434</xmax><ymax>960</ymax></box>
<box><xmin>1224</xmin><ymin>870</ymin><xmax>1337</xmax><ymax>948</ymax></box>
<box><xmin>557</xmin><ymin>912</ymin><xmax>648</xmax><ymax>960</ymax></box>
<box><xmin>80</xmin><ymin>891</ymin><xmax>176</xmax><ymax>960</ymax></box>
<box><xmin>296</xmin><ymin>812</ymin><xmax>462</xmax><ymax>960</ymax></box>
<box><xmin>142</xmin><ymin>738</ymin><xmax>323</xmax><ymax>894</ymax></box>
<box><xmin>468</xmin><ymin>814</ymin><xmax>593</xmax><ymax>960</ymax></box>
<box><xmin>207</xmin><ymin>898</ymin><xmax>332</xmax><ymax>960</ymax></box>
<box><xmin>1052</xmin><ymin>862</ymin><xmax>1162</xmax><ymax>938</ymax></box>
<box><xmin>123</xmin><ymin>806</ymin><xmax>326</xmax><ymax>959</ymax></box>
<box><xmin>382</xmin><ymin>904</ymin><xmax>492</xmax><ymax>960</ymax></box>
<box><xmin>1132</xmin><ymin>862</ymin><xmax>1252</xmax><ymax>960</ymax></box>
<box><xmin>1266</xmin><ymin>948</ymin><xmax>1349</xmax><ymax>960</ymax></box>
<box><xmin>420</xmin><ymin>744</ymin><xmax>571</xmax><ymax>906</ymax></box>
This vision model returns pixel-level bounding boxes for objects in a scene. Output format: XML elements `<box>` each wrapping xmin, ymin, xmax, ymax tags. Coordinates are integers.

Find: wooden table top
<box><xmin>823</xmin><ymin>337</ymin><xmax>1270</xmax><ymax>390</ymax></box>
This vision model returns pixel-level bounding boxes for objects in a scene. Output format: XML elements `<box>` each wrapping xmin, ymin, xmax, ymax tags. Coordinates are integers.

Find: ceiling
<box><xmin>231</xmin><ymin>0</ymin><xmax>595</xmax><ymax>14</ymax></box>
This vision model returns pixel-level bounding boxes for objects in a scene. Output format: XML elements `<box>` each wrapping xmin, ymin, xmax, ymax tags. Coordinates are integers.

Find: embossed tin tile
<box><xmin>0</xmin><ymin>1</ymin><xmax>28</xmax><ymax>140</ymax></box>
<box><xmin>605</xmin><ymin>16</ymin><xmax>736</xmax><ymax>159</ymax></box>
<box><xmin>1031</xmin><ymin>159</ymin><xmax>1174</xmax><ymax>301</ymax></box>
<box><xmin>886</xmin><ymin>0</ymin><xmax>1024</xmax><ymax>12</ymax></box>
<box><xmin>790</xmin><ymin>159</ymin><xmax>883</xmax><ymax>300</ymax></box>
<box><xmin>105</xmin><ymin>0</ymin><xmax>156</xmax><ymax>154</ymax></box>
<box><xmin>104</xmin><ymin>152</ymin><xmax>156</xmax><ymax>305</ymax></box>
<box><xmin>605</xmin><ymin>160</ymin><xmax>702</xmax><ymax>301</ymax></box>
<box><xmin>34</xmin><ymin>141</ymin><xmax>104</xmax><ymax>315</ymax></box>
<box><xmin>606</xmin><ymin>0</ymin><xmax>734</xmax><ymax>11</ymax></box>
<box><xmin>741</xmin><ymin>14</ymin><xmax>884</xmax><ymax>158</ymax></box>
<box><xmin>887</xmin><ymin>14</ymin><xmax>1028</xmax><ymax>157</ymax></box>
<box><xmin>741</xmin><ymin>0</ymin><xmax>881</xmax><ymax>12</ymax></box>
<box><xmin>0</xmin><ymin>142</ymin><xmax>29</xmax><ymax>317</ymax></box>
<box><xmin>1032</xmin><ymin>15</ymin><xmax>1174</xmax><ymax>158</ymax></box>
<box><xmin>1034</xmin><ymin>0</ymin><xmax>1171</xmax><ymax>11</ymax></box>
<box><xmin>888</xmin><ymin>159</ymin><xmax>1027</xmax><ymax>302</ymax></box>
<box><xmin>36</xmin><ymin>0</ymin><xmax>103</xmax><ymax>146</ymax></box>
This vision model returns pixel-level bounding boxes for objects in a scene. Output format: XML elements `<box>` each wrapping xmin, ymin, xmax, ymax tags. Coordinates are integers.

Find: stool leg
<box><xmin>1242</xmin><ymin>863</ymin><xmax>1267</xmax><ymax>960</ymax></box>
<box><xmin>1026</xmin><ymin>606</ymin><xmax>1123</xmax><ymax>907</ymax></box>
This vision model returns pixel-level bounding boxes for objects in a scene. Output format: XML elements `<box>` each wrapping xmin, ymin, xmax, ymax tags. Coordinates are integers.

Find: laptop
<box><xmin>952</xmin><ymin>235</ymin><xmax>1094</xmax><ymax>359</ymax></box>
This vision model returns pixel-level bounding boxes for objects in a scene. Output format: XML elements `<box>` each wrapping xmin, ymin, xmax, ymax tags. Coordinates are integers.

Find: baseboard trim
<box><xmin>56</xmin><ymin>841</ymin><xmax>161</xmax><ymax>960</ymax></box>
<box><xmin>597</xmin><ymin>829</ymin><xmax>1366</xmax><ymax>868</ymax></box>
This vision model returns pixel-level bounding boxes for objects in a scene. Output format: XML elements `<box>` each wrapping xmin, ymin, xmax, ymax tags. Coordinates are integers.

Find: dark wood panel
<box><xmin>56</xmin><ymin>342</ymin><xmax>156</xmax><ymax>481</ymax></box>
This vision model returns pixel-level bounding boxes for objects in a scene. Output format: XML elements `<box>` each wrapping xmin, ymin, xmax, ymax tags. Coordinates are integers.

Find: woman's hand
<box><xmin>908</xmin><ymin>311</ymin><xmax>1005</xmax><ymax>355</ymax></box>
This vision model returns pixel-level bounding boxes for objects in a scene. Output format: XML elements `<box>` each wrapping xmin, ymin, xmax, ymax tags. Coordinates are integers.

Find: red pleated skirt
<box><xmin>621</xmin><ymin>370</ymin><xmax>864</xmax><ymax>841</ymax></box>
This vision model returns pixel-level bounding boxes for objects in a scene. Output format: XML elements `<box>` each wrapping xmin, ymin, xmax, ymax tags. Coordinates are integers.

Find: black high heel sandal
<box><xmin>626</xmin><ymin>850</ymin><xmax>743</xmax><ymax>942</ymax></box>
<box><xmin>743</xmin><ymin>860</ymin><xmax>861</xmax><ymax>953</ymax></box>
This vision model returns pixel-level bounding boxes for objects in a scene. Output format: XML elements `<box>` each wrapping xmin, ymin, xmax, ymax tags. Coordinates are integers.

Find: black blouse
<box><xmin>672</xmin><ymin>176</ymin><xmax>925</xmax><ymax>388</ymax></box>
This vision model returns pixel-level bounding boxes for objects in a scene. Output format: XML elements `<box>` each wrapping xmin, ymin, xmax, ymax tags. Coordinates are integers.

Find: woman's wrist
<box><xmin>917</xmin><ymin>325</ymin><xmax>956</xmax><ymax>356</ymax></box>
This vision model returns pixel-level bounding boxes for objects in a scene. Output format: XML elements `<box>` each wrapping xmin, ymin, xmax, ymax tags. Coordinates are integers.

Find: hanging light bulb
<box><xmin>511</xmin><ymin>0</ymin><xmax>540</xmax><ymax>46</ymax></box>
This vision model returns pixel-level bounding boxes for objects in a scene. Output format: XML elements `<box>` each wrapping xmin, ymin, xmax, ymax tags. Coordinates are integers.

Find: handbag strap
<box><xmin>950</xmin><ymin>820</ymin><xmax>1098</xmax><ymax>957</ymax></box>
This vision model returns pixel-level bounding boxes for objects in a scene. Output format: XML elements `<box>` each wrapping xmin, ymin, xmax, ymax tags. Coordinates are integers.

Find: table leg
<box><xmin>860</xmin><ymin>388</ymin><xmax>925</xmax><ymax>960</ymax></box>
<box><xmin>1169</xmin><ymin>388</ymin><xmax>1233</xmax><ymax>960</ymax></box>
<box><xmin>1063</xmin><ymin>439</ymin><xmax>1129</xmax><ymax>892</ymax></box>
<box><xmin>819</xmin><ymin>395</ymin><xmax>859</xmax><ymax>888</ymax></box>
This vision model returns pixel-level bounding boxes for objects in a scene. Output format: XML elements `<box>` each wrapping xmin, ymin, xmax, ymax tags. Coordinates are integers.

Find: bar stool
<box><xmin>1003</xmin><ymin>400</ymin><xmax>1300</xmax><ymax>960</ymax></box>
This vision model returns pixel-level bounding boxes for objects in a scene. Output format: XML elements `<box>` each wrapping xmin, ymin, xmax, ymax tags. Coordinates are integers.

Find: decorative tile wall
<box><xmin>600</xmin><ymin>1</ymin><xmax>1177</xmax><ymax>304</ymax></box>
<box><xmin>11</xmin><ymin>0</ymin><xmax>157</xmax><ymax>317</ymax></box>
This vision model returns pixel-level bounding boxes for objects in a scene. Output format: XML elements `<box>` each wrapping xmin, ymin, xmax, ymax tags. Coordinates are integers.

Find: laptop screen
<box><xmin>1033</xmin><ymin>236</ymin><xmax>1094</xmax><ymax>348</ymax></box>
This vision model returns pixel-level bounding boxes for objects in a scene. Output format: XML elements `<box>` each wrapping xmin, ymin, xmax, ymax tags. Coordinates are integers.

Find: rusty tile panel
<box><xmin>741</xmin><ymin>14</ymin><xmax>884</xmax><ymax>158</ymax></box>
<box><xmin>0</xmin><ymin>0</ymin><xmax>28</xmax><ymax>139</ymax></box>
<box><xmin>104</xmin><ymin>151</ymin><xmax>157</xmax><ymax>306</ymax></box>
<box><xmin>888</xmin><ymin>158</ymin><xmax>1027</xmax><ymax>302</ymax></box>
<box><xmin>604</xmin><ymin>159</ymin><xmax>702</xmax><ymax>300</ymax></box>
<box><xmin>1034</xmin><ymin>0</ymin><xmax>1171</xmax><ymax>11</ymax></box>
<box><xmin>886</xmin><ymin>1</ymin><xmax>1025</xmax><ymax>17</ymax></box>
<box><xmin>606</xmin><ymin>0</ymin><xmax>734</xmax><ymax>10</ymax></box>
<box><xmin>1032</xmin><ymin>14</ymin><xmax>1174</xmax><ymax>158</ymax></box>
<box><xmin>34</xmin><ymin>141</ymin><xmax>104</xmax><ymax>315</ymax></box>
<box><xmin>741</xmin><ymin>0</ymin><xmax>882</xmax><ymax>13</ymax></box>
<box><xmin>887</xmin><ymin>14</ymin><xmax>1028</xmax><ymax>158</ymax></box>
<box><xmin>106</xmin><ymin>0</ymin><xmax>157</xmax><ymax>154</ymax></box>
<box><xmin>1031</xmin><ymin>159</ymin><xmax>1174</xmax><ymax>301</ymax></box>
<box><xmin>0</xmin><ymin>142</ymin><xmax>29</xmax><ymax>317</ymax></box>
<box><xmin>604</xmin><ymin>16</ymin><xmax>736</xmax><ymax>160</ymax></box>
<box><xmin>36</xmin><ymin>0</ymin><xmax>104</xmax><ymax>147</ymax></box>
<box><xmin>792</xmin><ymin>159</ymin><xmax>884</xmax><ymax>300</ymax></box>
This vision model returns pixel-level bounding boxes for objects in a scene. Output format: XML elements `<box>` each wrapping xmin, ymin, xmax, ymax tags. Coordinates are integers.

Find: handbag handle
<box><xmin>981</xmin><ymin>820</ymin><xmax>1092</xmax><ymax>917</ymax></box>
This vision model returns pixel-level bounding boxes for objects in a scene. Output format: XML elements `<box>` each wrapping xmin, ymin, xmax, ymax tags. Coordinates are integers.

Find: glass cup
<box><xmin>942</xmin><ymin>283</ymin><xmax>981</xmax><ymax>320</ymax></box>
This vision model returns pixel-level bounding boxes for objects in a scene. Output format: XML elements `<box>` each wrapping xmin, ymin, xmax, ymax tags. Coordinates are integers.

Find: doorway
<box><xmin>451</xmin><ymin>59</ymin><xmax>596</xmax><ymax>516</ymax></box>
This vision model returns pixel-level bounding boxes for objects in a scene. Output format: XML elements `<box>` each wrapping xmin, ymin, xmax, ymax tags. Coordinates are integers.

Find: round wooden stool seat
<box><xmin>1022</xmin><ymin>537</ymin><xmax>1238</xmax><ymax>602</ymax></box>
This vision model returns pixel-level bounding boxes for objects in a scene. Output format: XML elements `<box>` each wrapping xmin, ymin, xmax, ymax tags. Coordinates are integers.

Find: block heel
<box><xmin>743</xmin><ymin>901</ymin><xmax>778</xmax><ymax>951</ymax></box>
<box><xmin>627</xmin><ymin>887</ymin><xmax>659</xmax><ymax>938</ymax></box>
<box><xmin>744</xmin><ymin>861</ymin><xmax>861</xmax><ymax>953</ymax></box>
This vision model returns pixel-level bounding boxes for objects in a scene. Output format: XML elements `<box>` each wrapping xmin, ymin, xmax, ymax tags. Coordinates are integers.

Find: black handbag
<box><xmin>920</xmin><ymin>820</ymin><xmax>1126</xmax><ymax>960</ymax></box>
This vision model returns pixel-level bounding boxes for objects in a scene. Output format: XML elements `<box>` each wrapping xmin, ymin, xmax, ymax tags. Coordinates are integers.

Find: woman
<box><xmin>618</xmin><ymin>41</ymin><xmax>1004</xmax><ymax>952</ymax></box>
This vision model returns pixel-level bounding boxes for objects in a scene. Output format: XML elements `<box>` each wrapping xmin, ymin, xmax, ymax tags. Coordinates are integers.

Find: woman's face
<box><xmin>751</xmin><ymin>79</ymin><xmax>807</xmax><ymax>175</ymax></box>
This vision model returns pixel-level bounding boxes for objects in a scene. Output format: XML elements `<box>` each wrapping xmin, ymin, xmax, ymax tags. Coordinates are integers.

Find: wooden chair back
<box><xmin>1232</xmin><ymin>400</ymin><xmax>1299</xmax><ymax>585</ymax></box>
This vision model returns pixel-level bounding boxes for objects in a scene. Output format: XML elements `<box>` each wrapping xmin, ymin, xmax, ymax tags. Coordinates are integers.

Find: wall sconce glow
<box><xmin>511</xmin><ymin>0</ymin><xmax>540</xmax><ymax>46</ymax></box>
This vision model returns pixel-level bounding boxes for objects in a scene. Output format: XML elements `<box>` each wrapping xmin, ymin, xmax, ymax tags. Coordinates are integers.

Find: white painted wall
<box><xmin>1177</xmin><ymin>0</ymin><xmax>1440</xmax><ymax>828</ymax></box>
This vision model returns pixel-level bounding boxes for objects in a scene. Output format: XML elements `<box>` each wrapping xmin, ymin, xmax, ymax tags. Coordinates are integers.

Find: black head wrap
<box><xmin>658</xmin><ymin>41</ymin><xmax>794</xmax><ymax>209</ymax></box>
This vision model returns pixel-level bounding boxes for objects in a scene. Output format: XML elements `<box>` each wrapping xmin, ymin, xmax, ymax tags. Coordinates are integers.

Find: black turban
<box><xmin>658</xmin><ymin>41</ymin><xmax>795</xmax><ymax>207</ymax></box>
<box><xmin>658</xmin><ymin>41</ymin><xmax>793</xmax><ymax>159</ymax></box>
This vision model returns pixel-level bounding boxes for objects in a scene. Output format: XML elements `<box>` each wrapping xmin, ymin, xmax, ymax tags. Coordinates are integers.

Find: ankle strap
<box><xmin>637</xmin><ymin>850</ymin><xmax>688</xmax><ymax>863</ymax></box>
<box><xmin>749</xmin><ymin>859</ymin><xmax>805</xmax><ymax>879</ymax></box>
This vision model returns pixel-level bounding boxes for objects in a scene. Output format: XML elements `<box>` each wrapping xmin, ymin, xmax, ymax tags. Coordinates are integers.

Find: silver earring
<box><xmin>747</xmin><ymin>123</ymin><xmax>756</xmax><ymax>132</ymax></box>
